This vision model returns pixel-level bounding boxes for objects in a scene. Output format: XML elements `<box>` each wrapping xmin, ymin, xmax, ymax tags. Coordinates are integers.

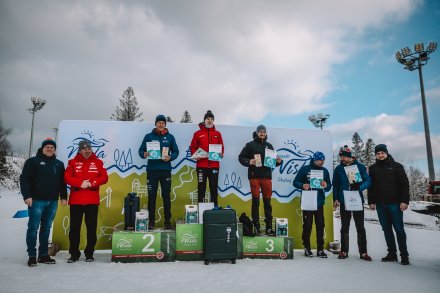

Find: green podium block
<box><xmin>176</xmin><ymin>224</ymin><xmax>203</xmax><ymax>261</ymax></box>
<box><xmin>111</xmin><ymin>231</ymin><xmax>176</xmax><ymax>263</ymax></box>
<box><xmin>243</xmin><ymin>236</ymin><xmax>293</xmax><ymax>259</ymax></box>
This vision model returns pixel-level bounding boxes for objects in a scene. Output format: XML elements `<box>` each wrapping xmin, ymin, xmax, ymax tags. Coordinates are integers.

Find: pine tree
<box><xmin>406</xmin><ymin>166</ymin><xmax>427</xmax><ymax>201</ymax></box>
<box><xmin>166</xmin><ymin>116</ymin><xmax>174</xmax><ymax>123</ymax></box>
<box><xmin>362</xmin><ymin>138</ymin><xmax>376</xmax><ymax>167</ymax></box>
<box><xmin>111</xmin><ymin>87</ymin><xmax>143</xmax><ymax>121</ymax></box>
<box><xmin>180</xmin><ymin>110</ymin><xmax>192</xmax><ymax>123</ymax></box>
<box><xmin>351</xmin><ymin>132</ymin><xmax>364</xmax><ymax>162</ymax></box>
<box><xmin>0</xmin><ymin>116</ymin><xmax>12</xmax><ymax>183</ymax></box>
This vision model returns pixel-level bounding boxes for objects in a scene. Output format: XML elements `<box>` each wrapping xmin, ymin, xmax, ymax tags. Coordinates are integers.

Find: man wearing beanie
<box><xmin>293</xmin><ymin>151</ymin><xmax>332</xmax><ymax>258</ymax></box>
<box><xmin>138</xmin><ymin>114</ymin><xmax>179</xmax><ymax>230</ymax></box>
<box><xmin>368</xmin><ymin>144</ymin><xmax>410</xmax><ymax>265</ymax></box>
<box><xmin>333</xmin><ymin>145</ymin><xmax>372</xmax><ymax>261</ymax></box>
<box><xmin>20</xmin><ymin>138</ymin><xmax>67</xmax><ymax>267</ymax></box>
<box><xmin>238</xmin><ymin>125</ymin><xmax>282</xmax><ymax>236</ymax></box>
<box><xmin>190</xmin><ymin>110</ymin><xmax>224</xmax><ymax>206</ymax></box>
<box><xmin>64</xmin><ymin>139</ymin><xmax>108</xmax><ymax>263</ymax></box>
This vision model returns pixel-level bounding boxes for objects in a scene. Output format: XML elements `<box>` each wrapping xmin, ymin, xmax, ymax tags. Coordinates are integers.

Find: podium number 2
<box><xmin>142</xmin><ymin>234</ymin><xmax>155</xmax><ymax>252</ymax></box>
<box><xmin>265</xmin><ymin>239</ymin><xmax>274</xmax><ymax>252</ymax></box>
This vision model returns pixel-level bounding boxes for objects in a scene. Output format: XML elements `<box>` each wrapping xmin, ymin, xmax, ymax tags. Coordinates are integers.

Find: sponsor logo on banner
<box><xmin>180</xmin><ymin>232</ymin><xmax>198</xmax><ymax>245</ymax></box>
<box><xmin>116</xmin><ymin>237</ymin><xmax>133</xmax><ymax>250</ymax></box>
<box><xmin>245</xmin><ymin>241</ymin><xmax>258</xmax><ymax>251</ymax></box>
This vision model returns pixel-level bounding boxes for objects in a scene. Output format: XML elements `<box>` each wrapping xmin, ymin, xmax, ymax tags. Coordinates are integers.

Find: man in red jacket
<box><xmin>190</xmin><ymin>110</ymin><xmax>224</xmax><ymax>206</ymax></box>
<box><xmin>64</xmin><ymin>140</ymin><xmax>108</xmax><ymax>263</ymax></box>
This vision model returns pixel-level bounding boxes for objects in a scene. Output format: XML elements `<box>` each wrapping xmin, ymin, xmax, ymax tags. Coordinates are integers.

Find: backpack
<box><xmin>239</xmin><ymin>212</ymin><xmax>255</xmax><ymax>237</ymax></box>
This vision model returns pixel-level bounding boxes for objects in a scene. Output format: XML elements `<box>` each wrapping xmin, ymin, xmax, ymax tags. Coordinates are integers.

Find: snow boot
<box><xmin>27</xmin><ymin>257</ymin><xmax>37</xmax><ymax>267</ymax></box>
<box><xmin>400</xmin><ymin>256</ymin><xmax>410</xmax><ymax>265</ymax></box>
<box><xmin>381</xmin><ymin>253</ymin><xmax>398</xmax><ymax>262</ymax></box>
<box><xmin>38</xmin><ymin>255</ymin><xmax>56</xmax><ymax>264</ymax></box>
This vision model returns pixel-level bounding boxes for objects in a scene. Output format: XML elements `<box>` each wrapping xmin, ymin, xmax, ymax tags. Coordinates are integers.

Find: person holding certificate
<box><xmin>138</xmin><ymin>114</ymin><xmax>179</xmax><ymax>230</ymax></box>
<box><xmin>238</xmin><ymin>125</ymin><xmax>282</xmax><ymax>236</ymax></box>
<box><xmin>293</xmin><ymin>151</ymin><xmax>331</xmax><ymax>258</ymax></box>
<box><xmin>189</xmin><ymin>110</ymin><xmax>224</xmax><ymax>206</ymax></box>
<box><xmin>333</xmin><ymin>145</ymin><xmax>372</xmax><ymax>261</ymax></box>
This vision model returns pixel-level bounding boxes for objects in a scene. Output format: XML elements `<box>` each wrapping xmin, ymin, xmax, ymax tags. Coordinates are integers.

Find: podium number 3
<box><xmin>265</xmin><ymin>239</ymin><xmax>274</xmax><ymax>252</ymax></box>
<box><xmin>142</xmin><ymin>234</ymin><xmax>155</xmax><ymax>252</ymax></box>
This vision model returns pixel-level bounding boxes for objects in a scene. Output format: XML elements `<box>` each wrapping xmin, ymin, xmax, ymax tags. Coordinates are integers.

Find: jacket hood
<box><xmin>73</xmin><ymin>152</ymin><xmax>97</xmax><ymax>161</ymax></box>
<box><xmin>252</xmin><ymin>131</ymin><xmax>267</xmax><ymax>142</ymax></box>
<box><xmin>198</xmin><ymin>122</ymin><xmax>216</xmax><ymax>131</ymax></box>
<box><xmin>36</xmin><ymin>147</ymin><xmax>56</xmax><ymax>160</ymax></box>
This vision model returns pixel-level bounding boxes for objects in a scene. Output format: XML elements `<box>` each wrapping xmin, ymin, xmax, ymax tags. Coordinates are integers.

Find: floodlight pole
<box><xmin>28</xmin><ymin>97</ymin><xmax>46</xmax><ymax>158</ymax></box>
<box><xmin>417</xmin><ymin>60</ymin><xmax>435</xmax><ymax>181</ymax></box>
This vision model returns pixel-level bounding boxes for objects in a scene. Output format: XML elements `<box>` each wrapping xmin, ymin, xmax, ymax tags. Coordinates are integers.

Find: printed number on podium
<box><xmin>142</xmin><ymin>234</ymin><xmax>155</xmax><ymax>253</ymax></box>
<box><xmin>265</xmin><ymin>239</ymin><xmax>274</xmax><ymax>252</ymax></box>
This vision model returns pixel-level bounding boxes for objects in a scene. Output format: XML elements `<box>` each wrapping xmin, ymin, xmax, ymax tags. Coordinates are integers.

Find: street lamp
<box><xmin>395</xmin><ymin>41</ymin><xmax>437</xmax><ymax>181</ymax></box>
<box><xmin>308</xmin><ymin>113</ymin><xmax>330</xmax><ymax>130</ymax></box>
<box><xmin>28</xmin><ymin>97</ymin><xmax>46</xmax><ymax>158</ymax></box>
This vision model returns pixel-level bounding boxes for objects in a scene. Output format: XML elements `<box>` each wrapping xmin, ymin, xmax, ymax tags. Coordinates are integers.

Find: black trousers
<box><xmin>302</xmin><ymin>206</ymin><xmax>325</xmax><ymax>251</ymax></box>
<box><xmin>340</xmin><ymin>204</ymin><xmax>367</xmax><ymax>255</ymax></box>
<box><xmin>197</xmin><ymin>168</ymin><xmax>219</xmax><ymax>206</ymax></box>
<box><xmin>147</xmin><ymin>170</ymin><xmax>172</xmax><ymax>225</ymax></box>
<box><xmin>69</xmin><ymin>204</ymin><xmax>98</xmax><ymax>258</ymax></box>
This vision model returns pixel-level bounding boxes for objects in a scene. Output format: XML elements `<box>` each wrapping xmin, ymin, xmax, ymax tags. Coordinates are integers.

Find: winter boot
<box><xmin>400</xmin><ymin>256</ymin><xmax>410</xmax><ymax>265</ymax></box>
<box><xmin>253</xmin><ymin>222</ymin><xmax>261</xmax><ymax>236</ymax></box>
<box><xmin>164</xmin><ymin>219</ymin><xmax>172</xmax><ymax>230</ymax></box>
<box><xmin>38</xmin><ymin>255</ymin><xmax>56</xmax><ymax>264</ymax></box>
<box><xmin>381</xmin><ymin>253</ymin><xmax>398</xmax><ymax>262</ymax></box>
<box><xmin>27</xmin><ymin>257</ymin><xmax>37</xmax><ymax>267</ymax></box>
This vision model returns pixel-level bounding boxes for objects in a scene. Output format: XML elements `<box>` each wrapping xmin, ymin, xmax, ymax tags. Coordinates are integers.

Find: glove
<box><xmin>349</xmin><ymin>182</ymin><xmax>360</xmax><ymax>191</ymax></box>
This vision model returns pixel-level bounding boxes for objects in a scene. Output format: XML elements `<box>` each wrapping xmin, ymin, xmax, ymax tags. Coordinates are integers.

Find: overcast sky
<box><xmin>1</xmin><ymin>0</ymin><xmax>439</xmax><ymax>175</ymax></box>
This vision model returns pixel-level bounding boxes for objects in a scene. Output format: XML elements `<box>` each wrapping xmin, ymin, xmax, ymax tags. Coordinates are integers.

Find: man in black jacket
<box><xmin>238</xmin><ymin>125</ymin><xmax>282</xmax><ymax>235</ymax></box>
<box><xmin>368</xmin><ymin>144</ymin><xmax>410</xmax><ymax>265</ymax></box>
<box><xmin>20</xmin><ymin>138</ymin><xmax>67</xmax><ymax>267</ymax></box>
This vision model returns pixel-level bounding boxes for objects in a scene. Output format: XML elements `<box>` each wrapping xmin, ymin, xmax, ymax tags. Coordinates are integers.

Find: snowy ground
<box><xmin>1</xmin><ymin>189</ymin><xmax>439</xmax><ymax>293</ymax></box>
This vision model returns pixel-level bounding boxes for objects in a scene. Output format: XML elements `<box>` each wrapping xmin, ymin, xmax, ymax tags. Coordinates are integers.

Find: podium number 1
<box><xmin>142</xmin><ymin>234</ymin><xmax>155</xmax><ymax>252</ymax></box>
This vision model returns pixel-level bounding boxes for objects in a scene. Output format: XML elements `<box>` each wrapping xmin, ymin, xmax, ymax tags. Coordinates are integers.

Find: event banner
<box><xmin>52</xmin><ymin>120</ymin><xmax>333</xmax><ymax>249</ymax></box>
<box><xmin>111</xmin><ymin>231</ymin><xmax>176</xmax><ymax>262</ymax></box>
<box><xmin>175</xmin><ymin>224</ymin><xmax>203</xmax><ymax>261</ymax></box>
<box><xmin>242</xmin><ymin>236</ymin><xmax>294</xmax><ymax>259</ymax></box>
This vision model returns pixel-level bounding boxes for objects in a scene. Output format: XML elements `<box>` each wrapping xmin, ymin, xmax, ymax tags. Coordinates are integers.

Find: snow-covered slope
<box><xmin>1</xmin><ymin>189</ymin><xmax>439</xmax><ymax>293</ymax></box>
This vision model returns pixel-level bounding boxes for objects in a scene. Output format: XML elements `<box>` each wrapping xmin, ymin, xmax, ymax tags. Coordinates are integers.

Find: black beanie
<box><xmin>204</xmin><ymin>110</ymin><xmax>214</xmax><ymax>120</ymax></box>
<box><xmin>256</xmin><ymin>125</ymin><xmax>267</xmax><ymax>133</ymax></box>
<box><xmin>155</xmin><ymin>114</ymin><xmax>167</xmax><ymax>124</ymax></box>
<box><xmin>41</xmin><ymin>138</ymin><xmax>56</xmax><ymax>149</ymax></box>
<box><xmin>374</xmin><ymin>144</ymin><xmax>388</xmax><ymax>154</ymax></box>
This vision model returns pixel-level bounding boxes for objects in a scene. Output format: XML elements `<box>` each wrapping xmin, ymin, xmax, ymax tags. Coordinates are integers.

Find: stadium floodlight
<box><xmin>28</xmin><ymin>97</ymin><xmax>46</xmax><ymax>158</ymax></box>
<box><xmin>395</xmin><ymin>42</ymin><xmax>437</xmax><ymax>181</ymax></box>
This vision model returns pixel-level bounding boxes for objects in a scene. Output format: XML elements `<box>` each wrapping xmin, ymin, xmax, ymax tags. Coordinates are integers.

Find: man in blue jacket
<box><xmin>293</xmin><ymin>151</ymin><xmax>331</xmax><ymax>258</ymax></box>
<box><xmin>20</xmin><ymin>138</ymin><xmax>67</xmax><ymax>267</ymax></box>
<box><xmin>333</xmin><ymin>145</ymin><xmax>372</xmax><ymax>261</ymax></box>
<box><xmin>138</xmin><ymin>115</ymin><xmax>179</xmax><ymax>230</ymax></box>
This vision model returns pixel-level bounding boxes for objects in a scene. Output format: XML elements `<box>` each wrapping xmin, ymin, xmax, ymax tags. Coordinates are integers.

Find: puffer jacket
<box><xmin>238</xmin><ymin>132</ymin><xmax>281</xmax><ymax>179</ymax></box>
<box><xmin>64</xmin><ymin>152</ymin><xmax>108</xmax><ymax>205</ymax></box>
<box><xmin>368</xmin><ymin>154</ymin><xmax>409</xmax><ymax>205</ymax></box>
<box><xmin>20</xmin><ymin>148</ymin><xmax>67</xmax><ymax>201</ymax></box>
<box><xmin>293</xmin><ymin>159</ymin><xmax>332</xmax><ymax>207</ymax></box>
<box><xmin>190</xmin><ymin>123</ymin><xmax>224</xmax><ymax>169</ymax></box>
<box><xmin>333</xmin><ymin>159</ymin><xmax>371</xmax><ymax>205</ymax></box>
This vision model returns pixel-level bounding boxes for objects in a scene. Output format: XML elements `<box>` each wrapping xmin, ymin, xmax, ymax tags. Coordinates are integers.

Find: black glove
<box><xmin>349</xmin><ymin>182</ymin><xmax>360</xmax><ymax>191</ymax></box>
